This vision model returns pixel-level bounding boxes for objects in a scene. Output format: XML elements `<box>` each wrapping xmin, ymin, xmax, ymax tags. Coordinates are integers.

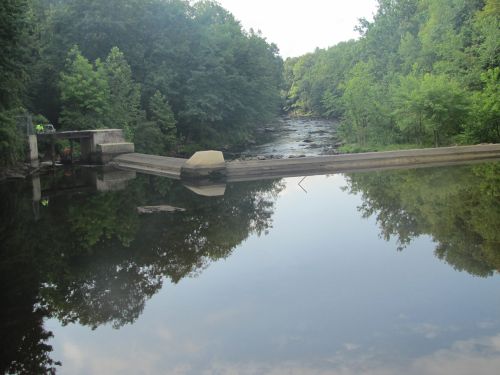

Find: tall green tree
<box><xmin>149</xmin><ymin>90</ymin><xmax>177</xmax><ymax>151</ymax></box>
<box><xmin>0</xmin><ymin>0</ymin><xmax>31</xmax><ymax>109</ymax></box>
<box><xmin>341</xmin><ymin>61</ymin><xmax>392</xmax><ymax>145</ymax></box>
<box><xmin>0</xmin><ymin>0</ymin><xmax>32</xmax><ymax>166</ymax></box>
<box><xmin>471</xmin><ymin>0</ymin><xmax>500</xmax><ymax>70</ymax></box>
<box><xmin>392</xmin><ymin>72</ymin><xmax>470</xmax><ymax>145</ymax></box>
<box><xmin>104</xmin><ymin>46</ymin><xmax>142</xmax><ymax>140</ymax></box>
<box><xmin>465</xmin><ymin>67</ymin><xmax>500</xmax><ymax>142</ymax></box>
<box><xmin>134</xmin><ymin>90</ymin><xmax>177</xmax><ymax>155</ymax></box>
<box><xmin>59</xmin><ymin>46</ymin><xmax>110</xmax><ymax>130</ymax></box>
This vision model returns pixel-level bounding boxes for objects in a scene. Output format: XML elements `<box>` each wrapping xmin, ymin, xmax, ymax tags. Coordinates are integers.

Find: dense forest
<box><xmin>1</xmin><ymin>0</ymin><xmax>499</xmax><ymax>165</ymax></box>
<box><xmin>285</xmin><ymin>0</ymin><xmax>499</xmax><ymax>149</ymax></box>
<box><xmin>0</xmin><ymin>0</ymin><xmax>283</xmax><ymax>166</ymax></box>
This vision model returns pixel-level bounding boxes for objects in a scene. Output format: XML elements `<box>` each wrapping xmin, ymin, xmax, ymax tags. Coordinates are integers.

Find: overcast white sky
<box><xmin>214</xmin><ymin>0</ymin><xmax>379</xmax><ymax>58</ymax></box>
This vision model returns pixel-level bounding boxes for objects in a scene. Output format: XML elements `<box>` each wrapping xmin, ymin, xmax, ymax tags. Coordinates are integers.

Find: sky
<box><xmin>214</xmin><ymin>0</ymin><xmax>379</xmax><ymax>58</ymax></box>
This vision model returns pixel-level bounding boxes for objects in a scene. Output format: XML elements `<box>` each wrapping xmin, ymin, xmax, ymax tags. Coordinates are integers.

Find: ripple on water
<box><xmin>243</xmin><ymin>117</ymin><xmax>340</xmax><ymax>158</ymax></box>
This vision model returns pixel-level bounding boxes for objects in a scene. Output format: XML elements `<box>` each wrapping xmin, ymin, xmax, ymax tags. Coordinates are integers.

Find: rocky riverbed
<box><xmin>240</xmin><ymin>117</ymin><xmax>341</xmax><ymax>160</ymax></box>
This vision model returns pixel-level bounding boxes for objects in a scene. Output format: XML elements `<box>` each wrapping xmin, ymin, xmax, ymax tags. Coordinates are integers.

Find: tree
<box><xmin>0</xmin><ymin>0</ymin><xmax>31</xmax><ymax>110</ymax></box>
<box><xmin>104</xmin><ymin>47</ymin><xmax>142</xmax><ymax>140</ymax></box>
<box><xmin>149</xmin><ymin>90</ymin><xmax>177</xmax><ymax>149</ymax></box>
<box><xmin>0</xmin><ymin>111</ymin><xmax>25</xmax><ymax>166</ymax></box>
<box><xmin>465</xmin><ymin>67</ymin><xmax>500</xmax><ymax>142</ymax></box>
<box><xmin>280</xmin><ymin>0</ymin><xmax>497</xmax><ymax>150</ymax></box>
<box><xmin>391</xmin><ymin>73</ymin><xmax>427</xmax><ymax>144</ymax></box>
<box><xmin>417</xmin><ymin>73</ymin><xmax>469</xmax><ymax>146</ymax></box>
<box><xmin>472</xmin><ymin>0</ymin><xmax>500</xmax><ymax>71</ymax></box>
<box><xmin>59</xmin><ymin>46</ymin><xmax>110</xmax><ymax>130</ymax></box>
<box><xmin>0</xmin><ymin>0</ymin><xmax>32</xmax><ymax>166</ymax></box>
<box><xmin>341</xmin><ymin>61</ymin><xmax>392</xmax><ymax>145</ymax></box>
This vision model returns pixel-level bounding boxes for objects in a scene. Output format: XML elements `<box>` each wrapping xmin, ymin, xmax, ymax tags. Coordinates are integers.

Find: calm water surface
<box><xmin>1</xmin><ymin>161</ymin><xmax>499</xmax><ymax>374</ymax></box>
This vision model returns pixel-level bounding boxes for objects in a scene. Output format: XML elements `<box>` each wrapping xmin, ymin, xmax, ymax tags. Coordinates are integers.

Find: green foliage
<box><xmin>0</xmin><ymin>110</ymin><xmax>25</xmax><ymax>166</ymax></box>
<box><xmin>149</xmin><ymin>91</ymin><xmax>177</xmax><ymax>149</ymax></box>
<box><xmin>2</xmin><ymin>0</ymin><xmax>284</xmax><ymax>161</ymax></box>
<box><xmin>59</xmin><ymin>46</ymin><xmax>110</xmax><ymax>130</ymax></box>
<box><xmin>134</xmin><ymin>90</ymin><xmax>177</xmax><ymax>155</ymax></box>
<box><xmin>392</xmin><ymin>73</ymin><xmax>470</xmax><ymax>146</ymax></box>
<box><xmin>28</xmin><ymin>0</ymin><xmax>283</xmax><ymax>150</ymax></box>
<box><xmin>339</xmin><ymin>143</ymin><xmax>423</xmax><ymax>153</ymax></box>
<box><xmin>133</xmin><ymin>122</ymin><xmax>165</xmax><ymax>156</ymax></box>
<box><xmin>0</xmin><ymin>0</ymin><xmax>31</xmax><ymax>110</ymax></box>
<box><xmin>59</xmin><ymin>45</ymin><xmax>143</xmax><ymax>135</ymax></box>
<box><xmin>177</xmin><ymin>2</ymin><xmax>283</xmax><ymax>146</ymax></box>
<box><xmin>284</xmin><ymin>0</ymin><xmax>499</xmax><ymax>149</ymax></box>
<box><xmin>473</xmin><ymin>0</ymin><xmax>500</xmax><ymax>70</ymax></box>
<box><xmin>0</xmin><ymin>0</ymin><xmax>33</xmax><ymax>166</ymax></box>
<box><xmin>104</xmin><ymin>47</ymin><xmax>142</xmax><ymax>140</ymax></box>
<box><xmin>464</xmin><ymin>67</ymin><xmax>500</xmax><ymax>142</ymax></box>
<box><xmin>341</xmin><ymin>61</ymin><xmax>393</xmax><ymax>145</ymax></box>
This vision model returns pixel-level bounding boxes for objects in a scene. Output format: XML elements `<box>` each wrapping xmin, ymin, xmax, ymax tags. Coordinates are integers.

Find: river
<box><xmin>1</xmin><ymin>118</ymin><xmax>499</xmax><ymax>375</ymax></box>
<box><xmin>241</xmin><ymin>117</ymin><xmax>341</xmax><ymax>158</ymax></box>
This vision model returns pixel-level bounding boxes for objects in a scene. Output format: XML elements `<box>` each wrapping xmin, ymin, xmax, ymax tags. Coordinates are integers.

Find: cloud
<box><xmin>410</xmin><ymin>322</ymin><xmax>458</xmax><ymax>339</ymax></box>
<box><xmin>57</xmin><ymin>328</ymin><xmax>500</xmax><ymax>375</ymax></box>
<box><xmin>192</xmin><ymin>333</ymin><xmax>500</xmax><ymax>375</ymax></box>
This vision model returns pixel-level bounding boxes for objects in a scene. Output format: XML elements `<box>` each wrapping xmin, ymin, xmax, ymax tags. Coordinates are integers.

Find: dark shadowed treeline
<box><xmin>285</xmin><ymin>0</ymin><xmax>499</xmax><ymax>149</ymax></box>
<box><xmin>0</xmin><ymin>0</ymin><xmax>284</xmax><ymax>165</ymax></box>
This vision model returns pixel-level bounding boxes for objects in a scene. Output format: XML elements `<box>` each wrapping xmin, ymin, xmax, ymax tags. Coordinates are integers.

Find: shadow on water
<box><xmin>0</xmin><ymin>161</ymin><xmax>499</xmax><ymax>373</ymax></box>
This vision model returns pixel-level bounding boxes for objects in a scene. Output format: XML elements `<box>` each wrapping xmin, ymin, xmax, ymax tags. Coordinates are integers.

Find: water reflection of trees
<box><xmin>0</xmin><ymin>172</ymin><xmax>283</xmax><ymax>373</ymax></box>
<box><xmin>344</xmin><ymin>162</ymin><xmax>500</xmax><ymax>277</ymax></box>
<box><xmin>0</xmin><ymin>180</ymin><xmax>60</xmax><ymax>374</ymax></box>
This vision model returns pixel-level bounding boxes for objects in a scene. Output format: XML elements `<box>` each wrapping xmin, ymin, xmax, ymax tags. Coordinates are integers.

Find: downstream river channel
<box><xmin>241</xmin><ymin>117</ymin><xmax>340</xmax><ymax>158</ymax></box>
<box><xmin>1</xmin><ymin>119</ymin><xmax>500</xmax><ymax>374</ymax></box>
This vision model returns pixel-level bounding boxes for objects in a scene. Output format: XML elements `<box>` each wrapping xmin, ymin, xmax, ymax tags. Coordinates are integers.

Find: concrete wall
<box><xmin>79</xmin><ymin>129</ymin><xmax>129</xmax><ymax>163</ymax></box>
<box><xmin>91</xmin><ymin>129</ymin><xmax>126</xmax><ymax>151</ymax></box>
<box><xmin>27</xmin><ymin>135</ymin><xmax>39</xmax><ymax>167</ymax></box>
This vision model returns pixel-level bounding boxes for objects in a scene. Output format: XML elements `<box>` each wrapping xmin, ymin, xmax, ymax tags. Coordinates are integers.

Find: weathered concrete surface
<box><xmin>226</xmin><ymin>144</ymin><xmax>500</xmax><ymax>181</ymax></box>
<box><xmin>111</xmin><ymin>153</ymin><xmax>185</xmax><ymax>179</ymax></box>
<box><xmin>97</xmin><ymin>142</ymin><xmax>134</xmax><ymax>154</ymax></box>
<box><xmin>181</xmin><ymin>150</ymin><xmax>225</xmax><ymax>179</ymax></box>
<box><xmin>96</xmin><ymin>142</ymin><xmax>135</xmax><ymax>163</ymax></box>
<box><xmin>38</xmin><ymin>128</ymin><xmax>128</xmax><ymax>164</ymax></box>
<box><xmin>183</xmin><ymin>183</ymin><xmax>226</xmax><ymax>197</ymax></box>
<box><xmin>28</xmin><ymin>135</ymin><xmax>39</xmax><ymax>167</ymax></box>
<box><xmin>111</xmin><ymin>144</ymin><xmax>500</xmax><ymax>182</ymax></box>
<box><xmin>84</xmin><ymin>129</ymin><xmax>127</xmax><ymax>163</ymax></box>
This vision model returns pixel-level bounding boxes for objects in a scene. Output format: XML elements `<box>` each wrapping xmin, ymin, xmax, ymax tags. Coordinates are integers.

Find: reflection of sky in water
<box><xmin>46</xmin><ymin>174</ymin><xmax>500</xmax><ymax>374</ymax></box>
